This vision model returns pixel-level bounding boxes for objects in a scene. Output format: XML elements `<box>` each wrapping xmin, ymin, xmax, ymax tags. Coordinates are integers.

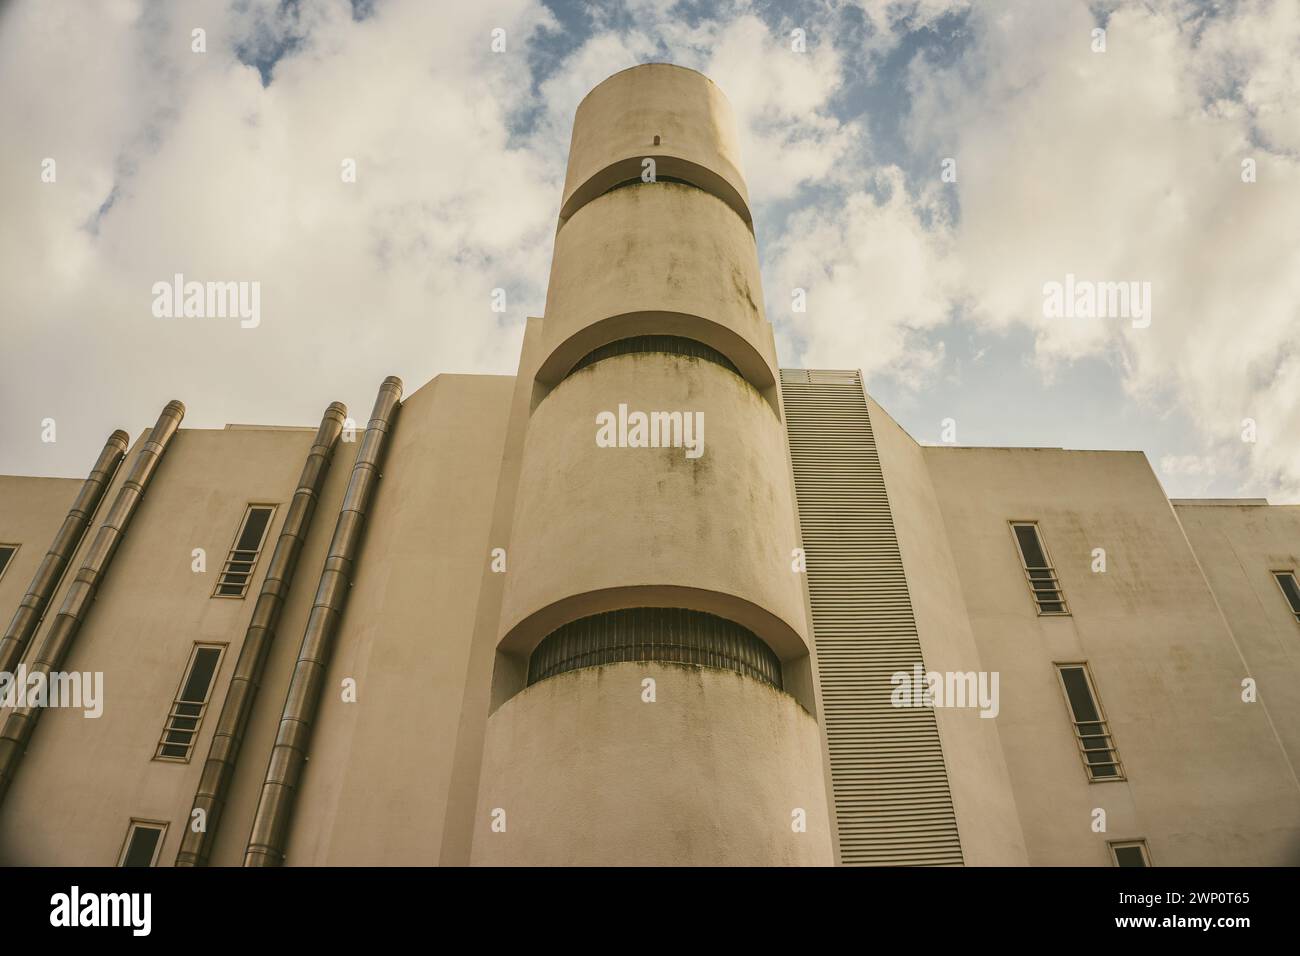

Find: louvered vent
<box><xmin>527</xmin><ymin>607</ymin><xmax>782</xmax><ymax>689</ymax></box>
<box><xmin>782</xmin><ymin>369</ymin><xmax>964</xmax><ymax>866</ymax></box>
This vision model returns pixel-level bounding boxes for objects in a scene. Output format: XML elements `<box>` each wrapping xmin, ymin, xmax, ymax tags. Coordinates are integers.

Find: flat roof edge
<box><xmin>1171</xmin><ymin>498</ymin><xmax>1271</xmax><ymax>506</ymax></box>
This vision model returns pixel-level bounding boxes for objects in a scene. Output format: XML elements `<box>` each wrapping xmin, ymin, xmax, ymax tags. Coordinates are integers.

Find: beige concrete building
<box><xmin>0</xmin><ymin>64</ymin><xmax>1297</xmax><ymax>867</ymax></box>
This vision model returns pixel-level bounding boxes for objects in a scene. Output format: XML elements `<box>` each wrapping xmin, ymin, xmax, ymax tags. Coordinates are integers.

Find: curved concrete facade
<box><xmin>479</xmin><ymin>63</ymin><xmax>825</xmax><ymax>864</ymax></box>
<box><xmin>471</xmin><ymin>662</ymin><xmax>833</xmax><ymax>866</ymax></box>
<box><xmin>559</xmin><ymin>63</ymin><xmax>751</xmax><ymax>228</ymax></box>
<box><xmin>499</xmin><ymin>352</ymin><xmax>808</xmax><ymax>661</ymax></box>
<box><xmin>538</xmin><ymin>183</ymin><xmax>776</xmax><ymax>394</ymax></box>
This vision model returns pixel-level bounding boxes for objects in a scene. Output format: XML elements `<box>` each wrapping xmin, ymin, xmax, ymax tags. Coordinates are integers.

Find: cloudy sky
<box><xmin>1</xmin><ymin>0</ymin><xmax>1297</xmax><ymax>501</ymax></box>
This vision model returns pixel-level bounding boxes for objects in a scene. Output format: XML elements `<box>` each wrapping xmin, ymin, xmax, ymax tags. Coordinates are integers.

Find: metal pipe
<box><xmin>0</xmin><ymin>429</ymin><xmax>130</xmax><ymax>676</ymax></box>
<box><xmin>244</xmin><ymin>377</ymin><xmax>401</xmax><ymax>866</ymax></box>
<box><xmin>175</xmin><ymin>402</ymin><xmax>347</xmax><ymax>867</ymax></box>
<box><xmin>0</xmin><ymin>400</ymin><xmax>185</xmax><ymax>809</ymax></box>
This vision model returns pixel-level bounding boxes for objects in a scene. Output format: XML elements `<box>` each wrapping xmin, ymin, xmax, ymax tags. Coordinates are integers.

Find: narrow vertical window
<box><xmin>1109</xmin><ymin>840</ymin><xmax>1151</xmax><ymax>867</ymax></box>
<box><xmin>118</xmin><ymin>820</ymin><xmax>168</xmax><ymax>867</ymax></box>
<box><xmin>0</xmin><ymin>543</ymin><xmax>18</xmax><ymax>582</ymax></box>
<box><xmin>1056</xmin><ymin>663</ymin><xmax>1124</xmax><ymax>781</ymax></box>
<box><xmin>1273</xmin><ymin>571</ymin><xmax>1300</xmax><ymax>623</ymax></box>
<box><xmin>1011</xmin><ymin>521</ymin><xmax>1069</xmax><ymax>615</ymax></box>
<box><xmin>155</xmin><ymin>644</ymin><xmax>224</xmax><ymax>761</ymax></box>
<box><xmin>213</xmin><ymin>505</ymin><xmax>275</xmax><ymax>598</ymax></box>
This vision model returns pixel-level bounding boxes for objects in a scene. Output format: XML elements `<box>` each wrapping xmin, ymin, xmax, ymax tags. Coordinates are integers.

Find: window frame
<box><xmin>1054</xmin><ymin>661</ymin><xmax>1126</xmax><ymax>783</ymax></box>
<box><xmin>1271</xmin><ymin>570</ymin><xmax>1300</xmax><ymax>624</ymax></box>
<box><xmin>211</xmin><ymin>503</ymin><xmax>277</xmax><ymax>599</ymax></box>
<box><xmin>1108</xmin><ymin>839</ymin><xmax>1152</xmax><ymax>867</ymax></box>
<box><xmin>117</xmin><ymin>818</ymin><xmax>169</xmax><ymax>867</ymax></box>
<box><xmin>1009</xmin><ymin>520</ymin><xmax>1070</xmax><ymax>616</ymax></box>
<box><xmin>0</xmin><ymin>543</ymin><xmax>18</xmax><ymax>584</ymax></box>
<box><xmin>153</xmin><ymin>642</ymin><xmax>227</xmax><ymax>764</ymax></box>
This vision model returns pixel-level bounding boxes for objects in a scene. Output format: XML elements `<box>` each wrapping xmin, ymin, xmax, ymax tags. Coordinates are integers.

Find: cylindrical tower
<box><xmin>475</xmin><ymin>64</ymin><xmax>831</xmax><ymax>866</ymax></box>
<box><xmin>534</xmin><ymin>63</ymin><xmax>778</xmax><ymax>400</ymax></box>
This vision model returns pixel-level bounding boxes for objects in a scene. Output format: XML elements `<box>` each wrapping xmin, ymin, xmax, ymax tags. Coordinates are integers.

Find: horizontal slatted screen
<box><xmin>781</xmin><ymin>368</ymin><xmax>964</xmax><ymax>866</ymax></box>
<box><xmin>527</xmin><ymin>607</ymin><xmax>782</xmax><ymax>689</ymax></box>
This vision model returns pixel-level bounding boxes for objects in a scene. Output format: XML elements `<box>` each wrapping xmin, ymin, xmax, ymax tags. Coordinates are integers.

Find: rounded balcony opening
<box><xmin>527</xmin><ymin>607</ymin><xmax>783</xmax><ymax>690</ymax></box>
<box><xmin>601</xmin><ymin>174</ymin><xmax>698</xmax><ymax>196</ymax></box>
<box><xmin>594</xmin><ymin>175</ymin><xmax>752</xmax><ymax>228</ymax></box>
<box><xmin>564</xmin><ymin>334</ymin><xmax>742</xmax><ymax>381</ymax></box>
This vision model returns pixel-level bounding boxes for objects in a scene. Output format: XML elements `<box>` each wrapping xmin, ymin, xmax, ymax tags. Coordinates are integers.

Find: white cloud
<box><xmin>1194</xmin><ymin>0</ymin><xmax>1300</xmax><ymax>153</ymax></box>
<box><xmin>1</xmin><ymin>0</ymin><xmax>1295</xmax><ymax>503</ymax></box>
<box><xmin>535</xmin><ymin>8</ymin><xmax>864</xmax><ymax>204</ymax></box>
<box><xmin>847</xmin><ymin>0</ymin><xmax>973</xmax><ymax>69</ymax></box>
<box><xmin>767</xmin><ymin>166</ymin><xmax>957</xmax><ymax>386</ymax></box>
<box><xmin>0</xmin><ymin>0</ymin><xmax>560</xmax><ymax>475</ymax></box>
<box><xmin>1159</xmin><ymin>453</ymin><xmax>1220</xmax><ymax>479</ymax></box>
<box><xmin>702</xmin><ymin>15</ymin><xmax>863</xmax><ymax>202</ymax></box>
<box><xmin>895</xmin><ymin>0</ymin><xmax>1300</xmax><ymax>498</ymax></box>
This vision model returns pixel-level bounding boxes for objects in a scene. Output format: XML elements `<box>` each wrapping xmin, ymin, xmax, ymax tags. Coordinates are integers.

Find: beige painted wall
<box><xmin>0</xmin><ymin>426</ymin><xmax>318</xmax><ymax>865</ymax></box>
<box><xmin>205</xmin><ymin>420</ymin><xmax>361</xmax><ymax>866</ymax></box>
<box><xmin>0</xmin><ymin>377</ymin><xmax>517</xmax><ymax>866</ymax></box>
<box><xmin>436</xmin><ymin>321</ymin><xmax>548</xmax><ymax>865</ymax></box>
<box><xmin>866</xmin><ymin>399</ymin><xmax>1029</xmax><ymax>865</ymax></box>
<box><xmin>0</xmin><ymin>475</ymin><xmax>84</xmax><ymax>636</ymax></box>
<box><xmin>923</xmin><ymin>446</ymin><xmax>1300</xmax><ymax>865</ymax></box>
<box><xmin>4</xmin><ymin>389</ymin><xmax>1298</xmax><ymax>866</ymax></box>
<box><xmin>471</xmin><ymin>661</ymin><xmax>832</xmax><ymax>866</ymax></box>
<box><xmin>1174</xmin><ymin>502</ymin><xmax>1300</xmax><ymax>778</ymax></box>
<box><xmin>276</xmin><ymin>374</ymin><xmax>514</xmax><ymax>865</ymax></box>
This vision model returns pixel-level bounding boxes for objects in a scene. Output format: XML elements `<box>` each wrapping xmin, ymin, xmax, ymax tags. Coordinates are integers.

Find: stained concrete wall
<box><xmin>500</xmin><ymin>353</ymin><xmax>808</xmax><ymax>670</ymax></box>
<box><xmin>539</xmin><ymin>183</ymin><xmax>776</xmax><ymax>393</ymax></box>
<box><xmin>923</xmin><ymin>446</ymin><xmax>1300</xmax><ymax>865</ymax></box>
<box><xmin>560</xmin><ymin>63</ymin><xmax>751</xmax><ymax>227</ymax></box>
<box><xmin>477</xmin><ymin>58</ymin><xmax>824</xmax><ymax>866</ymax></box>
<box><xmin>471</xmin><ymin>662</ymin><xmax>832</xmax><ymax>866</ymax></box>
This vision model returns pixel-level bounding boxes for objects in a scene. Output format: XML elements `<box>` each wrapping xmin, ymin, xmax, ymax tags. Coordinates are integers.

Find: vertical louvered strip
<box><xmin>781</xmin><ymin>369</ymin><xmax>963</xmax><ymax>866</ymax></box>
